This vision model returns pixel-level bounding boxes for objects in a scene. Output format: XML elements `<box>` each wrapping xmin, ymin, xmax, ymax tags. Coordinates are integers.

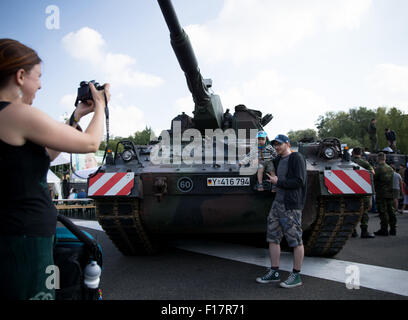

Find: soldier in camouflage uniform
<box><xmin>373</xmin><ymin>152</ymin><xmax>397</xmax><ymax>236</ymax></box>
<box><xmin>351</xmin><ymin>148</ymin><xmax>375</xmax><ymax>238</ymax></box>
<box><xmin>367</xmin><ymin>118</ymin><xmax>377</xmax><ymax>153</ymax></box>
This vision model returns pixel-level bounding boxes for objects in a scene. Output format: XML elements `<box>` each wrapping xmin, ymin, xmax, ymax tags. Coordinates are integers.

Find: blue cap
<box><xmin>256</xmin><ymin>131</ymin><xmax>268</xmax><ymax>139</ymax></box>
<box><xmin>272</xmin><ymin>134</ymin><xmax>290</xmax><ymax>145</ymax></box>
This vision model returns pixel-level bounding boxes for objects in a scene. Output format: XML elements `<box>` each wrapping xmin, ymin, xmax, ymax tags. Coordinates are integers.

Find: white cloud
<box><xmin>58</xmin><ymin>94</ymin><xmax>76</xmax><ymax>122</ymax></box>
<box><xmin>172</xmin><ymin>69</ymin><xmax>329</xmax><ymax>135</ymax></box>
<box><xmin>58</xmin><ymin>93</ymin><xmax>146</xmax><ymax>137</ymax></box>
<box><xmin>365</xmin><ymin>64</ymin><xmax>408</xmax><ymax>108</ymax></box>
<box><xmin>218</xmin><ymin>69</ymin><xmax>329</xmax><ymax>135</ymax></box>
<box><xmin>185</xmin><ymin>0</ymin><xmax>372</xmax><ymax>63</ymax></box>
<box><xmin>62</xmin><ymin>27</ymin><xmax>105</xmax><ymax>62</ymax></box>
<box><xmin>59</xmin><ymin>94</ymin><xmax>76</xmax><ymax>112</ymax></box>
<box><xmin>174</xmin><ymin>96</ymin><xmax>194</xmax><ymax>116</ymax></box>
<box><xmin>108</xmin><ymin>104</ymin><xmax>146</xmax><ymax>137</ymax></box>
<box><xmin>62</xmin><ymin>27</ymin><xmax>163</xmax><ymax>88</ymax></box>
<box><xmin>77</xmin><ymin>103</ymin><xmax>146</xmax><ymax>138</ymax></box>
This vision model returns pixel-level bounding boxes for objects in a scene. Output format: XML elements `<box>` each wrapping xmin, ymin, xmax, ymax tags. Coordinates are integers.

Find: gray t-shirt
<box><xmin>393</xmin><ymin>172</ymin><xmax>402</xmax><ymax>190</ymax></box>
<box><xmin>275</xmin><ymin>155</ymin><xmax>289</xmax><ymax>203</ymax></box>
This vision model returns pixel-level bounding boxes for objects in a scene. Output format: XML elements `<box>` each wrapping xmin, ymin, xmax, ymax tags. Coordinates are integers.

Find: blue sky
<box><xmin>1</xmin><ymin>0</ymin><xmax>408</xmax><ymax>139</ymax></box>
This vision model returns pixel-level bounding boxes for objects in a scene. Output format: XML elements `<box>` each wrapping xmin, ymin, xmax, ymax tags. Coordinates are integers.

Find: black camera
<box><xmin>74</xmin><ymin>80</ymin><xmax>105</xmax><ymax>107</ymax></box>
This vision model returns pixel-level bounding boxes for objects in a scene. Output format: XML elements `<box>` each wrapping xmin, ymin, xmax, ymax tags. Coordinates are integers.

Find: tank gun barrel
<box><xmin>158</xmin><ymin>0</ymin><xmax>224</xmax><ymax>131</ymax></box>
<box><xmin>158</xmin><ymin>0</ymin><xmax>198</xmax><ymax>75</ymax></box>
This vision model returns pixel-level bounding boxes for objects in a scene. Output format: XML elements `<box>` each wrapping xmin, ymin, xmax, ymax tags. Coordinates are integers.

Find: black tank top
<box><xmin>0</xmin><ymin>101</ymin><xmax>57</xmax><ymax>236</ymax></box>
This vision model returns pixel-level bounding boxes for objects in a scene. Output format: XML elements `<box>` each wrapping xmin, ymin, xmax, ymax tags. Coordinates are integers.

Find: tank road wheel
<box><xmin>304</xmin><ymin>196</ymin><xmax>364</xmax><ymax>257</ymax></box>
<box><xmin>95</xmin><ymin>198</ymin><xmax>158</xmax><ymax>255</ymax></box>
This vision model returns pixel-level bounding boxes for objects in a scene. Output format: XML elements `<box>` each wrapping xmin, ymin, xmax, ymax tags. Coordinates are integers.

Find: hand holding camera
<box><xmin>74</xmin><ymin>80</ymin><xmax>111</xmax><ymax>120</ymax></box>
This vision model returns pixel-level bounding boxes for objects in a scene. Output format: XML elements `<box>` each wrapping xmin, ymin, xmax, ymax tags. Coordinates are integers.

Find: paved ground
<box><xmin>70</xmin><ymin>211</ymin><xmax>408</xmax><ymax>301</ymax></box>
<box><xmin>335</xmin><ymin>211</ymin><xmax>408</xmax><ymax>271</ymax></box>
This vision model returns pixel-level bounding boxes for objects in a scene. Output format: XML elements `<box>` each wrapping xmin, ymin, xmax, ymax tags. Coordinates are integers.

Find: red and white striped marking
<box><xmin>324</xmin><ymin>170</ymin><xmax>372</xmax><ymax>194</ymax></box>
<box><xmin>88</xmin><ymin>172</ymin><xmax>135</xmax><ymax>196</ymax></box>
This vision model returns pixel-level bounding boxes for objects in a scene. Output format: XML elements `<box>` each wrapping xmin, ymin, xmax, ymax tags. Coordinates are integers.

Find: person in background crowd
<box><xmin>401</xmin><ymin>163</ymin><xmax>408</xmax><ymax>214</ymax></box>
<box><xmin>399</xmin><ymin>164</ymin><xmax>406</xmax><ymax>183</ymax></box>
<box><xmin>391</xmin><ymin>165</ymin><xmax>403</xmax><ymax>215</ymax></box>
<box><xmin>374</xmin><ymin>153</ymin><xmax>397</xmax><ymax>236</ymax></box>
<box><xmin>0</xmin><ymin>38</ymin><xmax>110</xmax><ymax>300</ymax></box>
<box><xmin>68</xmin><ymin>188</ymin><xmax>78</xmax><ymax>199</ymax></box>
<box><xmin>77</xmin><ymin>188</ymin><xmax>87</xmax><ymax>199</ymax></box>
<box><xmin>385</xmin><ymin>128</ymin><xmax>397</xmax><ymax>151</ymax></box>
<box><xmin>367</xmin><ymin>118</ymin><xmax>377</xmax><ymax>153</ymax></box>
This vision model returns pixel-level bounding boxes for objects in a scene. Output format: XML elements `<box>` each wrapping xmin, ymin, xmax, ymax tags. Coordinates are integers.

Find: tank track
<box><xmin>95</xmin><ymin>196</ymin><xmax>363</xmax><ymax>257</ymax></box>
<box><xmin>304</xmin><ymin>196</ymin><xmax>364</xmax><ymax>257</ymax></box>
<box><xmin>95</xmin><ymin>198</ymin><xmax>158</xmax><ymax>255</ymax></box>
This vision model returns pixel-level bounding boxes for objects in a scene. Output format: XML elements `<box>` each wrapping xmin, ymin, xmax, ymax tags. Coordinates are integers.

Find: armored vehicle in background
<box><xmin>86</xmin><ymin>0</ymin><xmax>374</xmax><ymax>257</ymax></box>
<box><xmin>363</xmin><ymin>152</ymin><xmax>407</xmax><ymax>170</ymax></box>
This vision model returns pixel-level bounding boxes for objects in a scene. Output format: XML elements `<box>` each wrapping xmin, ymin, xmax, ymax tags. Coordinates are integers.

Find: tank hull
<box><xmin>92</xmin><ymin>166</ymin><xmax>367</xmax><ymax>257</ymax></box>
<box><xmin>140</xmin><ymin>170</ymin><xmax>322</xmax><ymax>233</ymax></box>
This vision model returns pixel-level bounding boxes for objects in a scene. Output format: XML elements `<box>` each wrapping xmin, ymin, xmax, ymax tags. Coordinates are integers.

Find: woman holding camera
<box><xmin>0</xmin><ymin>38</ymin><xmax>110</xmax><ymax>299</ymax></box>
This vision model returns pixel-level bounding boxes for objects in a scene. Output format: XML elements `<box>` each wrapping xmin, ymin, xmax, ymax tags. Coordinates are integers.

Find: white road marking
<box><xmin>70</xmin><ymin>219</ymin><xmax>105</xmax><ymax>231</ymax></box>
<box><xmin>173</xmin><ymin>239</ymin><xmax>408</xmax><ymax>297</ymax></box>
<box><xmin>70</xmin><ymin>219</ymin><xmax>408</xmax><ymax>297</ymax></box>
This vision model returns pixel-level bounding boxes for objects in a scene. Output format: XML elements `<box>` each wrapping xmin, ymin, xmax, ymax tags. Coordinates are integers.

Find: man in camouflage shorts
<box><xmin>256</xmin><ymin>134</ymin><xmax>307</xmax><ymax>288</ymax></box>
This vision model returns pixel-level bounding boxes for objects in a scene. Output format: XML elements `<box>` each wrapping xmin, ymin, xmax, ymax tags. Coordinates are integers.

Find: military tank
<box><xmin>87</xmin><ymin>0</ymin><xmax>374</xmax><ymax>257</ymax></box>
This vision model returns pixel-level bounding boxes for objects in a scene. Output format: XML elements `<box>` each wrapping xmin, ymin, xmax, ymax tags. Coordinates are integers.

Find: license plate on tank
<box><xmin>207</xmin><ymin>177</ymin><xmax>250</xmax><ymax>187</ymax></box>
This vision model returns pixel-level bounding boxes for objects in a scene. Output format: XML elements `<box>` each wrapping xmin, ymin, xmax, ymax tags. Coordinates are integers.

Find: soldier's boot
<box><xmin>374</xmin><ymin>228</ymin><xmax>389</xmax><ymax>236</ymax></box>
<box><xmin>360</xmin><ymin>226</ymin><xmax>375</xmax><ymax>238</ymax></box>
<box><xmin>351</xmin><ymin>229</ymin><xmax>358</xmax><ymax>238</ymax></box>
<box><xmin>389</xmin><ymin>227</ymin><xmax>396</xmax><ymax>236</ymax></box>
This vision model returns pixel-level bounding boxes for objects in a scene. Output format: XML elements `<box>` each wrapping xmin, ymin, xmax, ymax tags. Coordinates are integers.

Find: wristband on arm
<box><xmin>68</xmin><ymin>111</ymin><xmax>83</xmax><ymax>132</ymax></box>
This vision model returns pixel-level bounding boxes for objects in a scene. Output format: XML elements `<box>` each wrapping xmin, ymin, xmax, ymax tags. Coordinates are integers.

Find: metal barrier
<box><xmin>53</xmin><ymin>199</ymin><xmax>96</xmax><ymax>220</ymax></box>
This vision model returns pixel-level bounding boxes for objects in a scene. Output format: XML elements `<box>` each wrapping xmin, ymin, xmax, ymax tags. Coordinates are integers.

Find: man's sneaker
<box><xmin>280</xmin><ymin>272</ymin><xmax>302</xmax><ymax>288</ymax></box>
<box><xmin>256</xmin><ymin>268</ymin><xmax>280</xmax><ymax>283</ymax></box>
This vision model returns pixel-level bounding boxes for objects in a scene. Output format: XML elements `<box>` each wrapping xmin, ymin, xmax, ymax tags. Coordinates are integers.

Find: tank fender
<box><xmin>87</xmin><ymin>172</ymin><xmax>143</xmax><ymax>199</ymax></box>
<box><xmin>320</xmin><ymin>169</ymin><xmax>374</xmax><ymax>196</ymax></box>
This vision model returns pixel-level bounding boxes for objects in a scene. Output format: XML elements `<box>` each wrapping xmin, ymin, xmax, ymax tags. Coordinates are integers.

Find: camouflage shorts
<box><xmin>258</xmin><ymin>160</ymin><xmax>275</xmax><ymax>173</ymax></box>
<box><xmin>266</xmin><ymin>201</ymin><xmax>303</xmax><ymax>247</ymax></box>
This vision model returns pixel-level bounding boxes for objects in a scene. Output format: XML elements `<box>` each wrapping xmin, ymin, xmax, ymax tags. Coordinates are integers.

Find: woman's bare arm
<box><xmin>0</xmin><ymin>83</ymin><xmax>110</xmax><ymax>157</ymax></box>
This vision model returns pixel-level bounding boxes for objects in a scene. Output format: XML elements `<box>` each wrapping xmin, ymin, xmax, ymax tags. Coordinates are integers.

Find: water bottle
<box><xmin>84</xmin><ymin>260</ymin><xmax>101</xmax><ymax>300</ymax></box>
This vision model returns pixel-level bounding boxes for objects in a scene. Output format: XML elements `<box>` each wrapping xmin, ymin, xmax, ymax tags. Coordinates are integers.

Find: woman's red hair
<box><xmin>0</xmin><ymin>39</ymin><xmax>42</xmax><ymax>88</ymax></box>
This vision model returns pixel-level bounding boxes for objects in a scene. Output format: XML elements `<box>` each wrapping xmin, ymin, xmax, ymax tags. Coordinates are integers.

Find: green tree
<box><xmin>338</xmin><ymin>135</ymin><xmax>361</xmax><ymax>149</ymax></box>
<box><xmin>287</xmin><ymin>129</ymin><xmax>318</xmax><ymax>144</ymax></box>
<box><xmin>375</xmin><ymin>107</ymin><xmax>408</xmax><ymax>153</ymax></box>
<box><xmin>99</xmin><ymin>127</ymin><xmax>156</xmax><ymax>151</ymax></box>
<box><xmin>131</xmin><ymin>126</ymin><xmax>156</xmax><ymax>145</ymax></box>
<box><xmin>315</xmin><ymin>106</ymin><xmax>408</xmax><ymax>154</ymax></box>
